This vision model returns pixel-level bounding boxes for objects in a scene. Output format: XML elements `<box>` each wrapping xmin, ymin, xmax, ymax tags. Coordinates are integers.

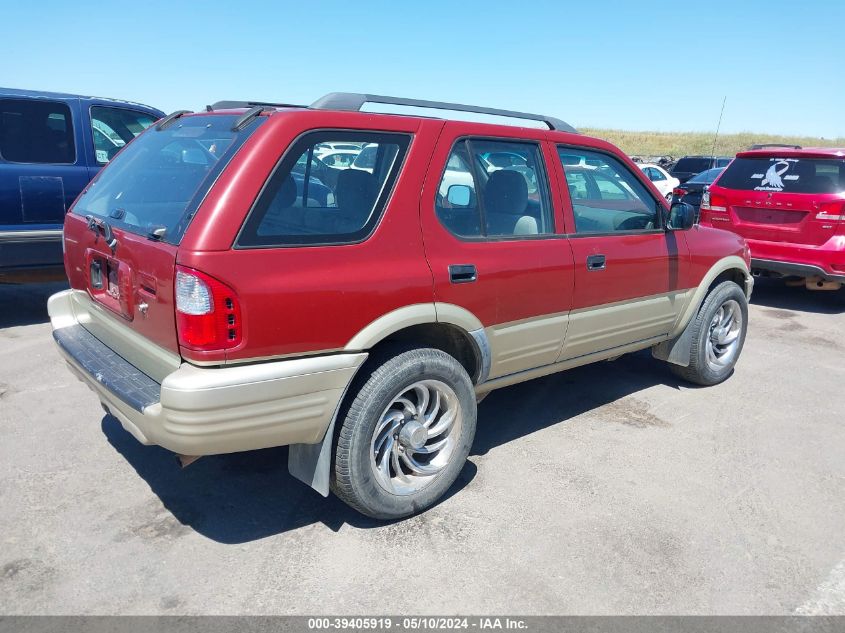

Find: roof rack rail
<box><xmin>748</xmin><ymin>143</ymin><xmax>802</xmax><ymax>150</ymax></box>
<box><xmin>309</xmin><ymin>92</ymin><xmax>577</xmax><ymax>133</ymax></box>
<box><xmin>209</xmin><ymin>100</ymin><xmax>305</xmax><ymax>111</ymax></box>
<box><xmin>155</xmin><ymin>110</ymin><xmax>191</xmax><ymax>131</ymax></box>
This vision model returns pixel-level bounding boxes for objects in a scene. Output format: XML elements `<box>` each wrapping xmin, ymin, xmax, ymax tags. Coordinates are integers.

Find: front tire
<box><xmin>331</xmin><ymin>348</ymin><xmax>477</xmax><ymax>519</ymax></box>
<box><xmin>670</xmin><ymin>281</ymin><xmax>748</xmax><ymax>386</ymax></box>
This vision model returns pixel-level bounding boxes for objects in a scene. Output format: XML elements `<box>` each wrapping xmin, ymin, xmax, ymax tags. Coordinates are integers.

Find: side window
<box><xmin>238</xmin><ymin>132</ymin><xmax>410</xmax><ymax>247</ymax></box>
<box><xmin>0</xmin><ymin>98</ymin><xmax>75</xmax><ymax>164</ymax></box>
<box><xmin>558</xmin><ymin>148</ymin><xmax>660</xmax><ymax>234</ymax></box>
<box><xmin>90</xmin><ymin>106</ymin><xmax>156</xmax><ymax>164</ymax></box>
<box><xmin>647</xmin><ymin>167</ymin><xmax>666</xmax><ymax>182</ymax></box>
<box><xmin>435</xmin><ymin>138</ymin><xmax>553</xmax><ymax>239</ymax></box>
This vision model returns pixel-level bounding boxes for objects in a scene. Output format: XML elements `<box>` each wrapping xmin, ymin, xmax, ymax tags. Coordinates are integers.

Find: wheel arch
<box><xmin>290</xmin><ymin>303</ymin><xmax>488</xmax><ymax>498</ymax></box>
<box><xmin>654</xmin><ymin>256</ymin><xmax>751</xmax><ymax>367</ymax></box>
<box><xmin>343</xmin><ymin>303</ymin><xmax>488</xmax><ymax>384</ymax></box>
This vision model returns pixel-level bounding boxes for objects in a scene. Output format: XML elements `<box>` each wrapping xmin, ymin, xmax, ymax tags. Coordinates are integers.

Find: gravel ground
<box><xmin>0</xmin><ymin>279</ymin><xmax>843</xmax><ymax>615</ymax></box>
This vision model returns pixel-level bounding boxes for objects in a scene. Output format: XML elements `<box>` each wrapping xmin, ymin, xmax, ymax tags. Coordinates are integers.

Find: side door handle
<box><xmin>449</xmin><ymin>264</ymin><xmax>477</xmax><ymax>284</ymax></box>
<box><xmin>586</xmin><ymin>254</ymin><xmax>606</xmax><ymax>271</ymax></box>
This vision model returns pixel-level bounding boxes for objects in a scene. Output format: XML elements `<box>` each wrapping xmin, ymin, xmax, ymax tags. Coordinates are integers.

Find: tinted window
<box><xmin>239</xmin><ymin>131</ymin><xmax>409</xmax><ymax>247</ymax></box>
<box><xmin>435</xmin><ymin>139</ymin><xmax>553</xmax><ymax>239</ymax></box>
<box><xmin>674</xmin><ymin>157</ymin><xmax>711</xmax><ymax>173</ymax></box>
<box><xmin>688</xmin><ymin>167</ymin><xmax>725</xmax><ymax>184</ymax></box>
<box><xmin>716</xmin><ymin>157</ymin><xmax>845</xmax><ymax>194</ymax></box>
<box><xmin>73</xmin><ymin>114</ymin><xmax>261</xmax><ymax>244</ymax></box>
<box><xmin>0</xmin><ymin>98</ymin><xmax>75</xmax><ymax>164</ymax></box>
<box><xmin>650</xmin><ymin>167</ymin><xmax>666</xmax><ymax>181</ymax></box>
<box><xmin>91</xmin><ymin>106</ymin><xmax>156</xmax><ymax>164</ymax></box>
<box><xmin>559</xmin><ymin>148</ymin><xmax>660</xmax><ymax>233</ymax></box>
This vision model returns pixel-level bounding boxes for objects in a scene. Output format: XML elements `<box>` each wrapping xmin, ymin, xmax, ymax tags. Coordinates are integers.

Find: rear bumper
<box><xmin>750</xmin><ymin>258</ymin><xmax>845</xmax><ymax>283</ymax></box>
<box><xmin>49</xmin><ymin>290</ymin><xmax>366</xmax><ymax>456</ymax></box>
<box><xmin>741</xmin><ymin>235</ymin><xmax>845</xmax><ymax>281</ymax></box>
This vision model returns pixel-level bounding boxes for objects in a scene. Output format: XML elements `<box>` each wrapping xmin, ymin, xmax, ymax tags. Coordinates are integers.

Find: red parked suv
<box><xmin>701</xmin><ymin>146</ymin><xmax>845</xmax><ymax>292</ymax></box>
<box><xmin>49</xmin><ymin>93</ymin><xmax>753</xmax><ymax>518</ymax></box>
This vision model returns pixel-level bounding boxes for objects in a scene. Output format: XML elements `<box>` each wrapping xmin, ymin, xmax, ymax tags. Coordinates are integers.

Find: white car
<box><xmin>638</xmin><ymin>163</ymin><xmax>679</xmax><ymax>201</ymax></box>
<box><xmin>317</xmin><ymin>149</ymin><xmax>360</xmax><ymax>169</ymax></box>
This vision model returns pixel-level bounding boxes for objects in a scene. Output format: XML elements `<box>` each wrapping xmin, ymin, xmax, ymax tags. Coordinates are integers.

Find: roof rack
<box><xmin>748</xmin><ymin>143</ymin><xmax>802</xmax><ymax>150</ymax></box>
<box><xmin>209</xmin><ymin>100</ymin><xmax>305</xmax><ymax>111</ymax></box>
<box><xmin>309</xmin><ymin>92</ymin><xmax>577</xmax><ymax>133</ymax></box>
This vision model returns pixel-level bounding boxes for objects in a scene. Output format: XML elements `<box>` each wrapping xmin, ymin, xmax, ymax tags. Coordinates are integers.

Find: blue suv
<box><xmin>0</xmin><ymin>88</ymin><xmax>163</xmax><ymax>282</ymax></box>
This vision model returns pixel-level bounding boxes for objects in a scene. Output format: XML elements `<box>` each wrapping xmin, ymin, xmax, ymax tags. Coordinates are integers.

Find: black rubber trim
<box><xmin>750</xmin><ymin>258</ymin><xmax>845</xmax><ymax>282</ymax></box>
<box><xmin>53</xmin><ymin>325</ymin><xmax>161</xmax><ymax>412</ymax></box>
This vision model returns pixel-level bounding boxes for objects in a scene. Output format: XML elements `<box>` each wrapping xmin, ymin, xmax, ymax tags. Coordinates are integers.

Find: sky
<box><xmin>3</xmin><ymin>0</ymin><xmax>844</xmax><ymax>138</ymax></box>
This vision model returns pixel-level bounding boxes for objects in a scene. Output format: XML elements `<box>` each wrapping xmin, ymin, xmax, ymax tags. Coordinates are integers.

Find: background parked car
<box><xmin>700</xmin><ymin>146</ymin><xmax>845</xmax><ymax>292</ymax></box>
<box><xmin>670</xmin><ymin>167</ymin><xmax>725</xmax><ymax>216</ymax></box>
<box><xmin>670</xmin><ymin>155</ymin><xmax>732</xmax><ymax>183</ymax></box>
<box><xmin>638</xmin><ymin>163</ymin><xmax>679</xmax><ymax>201</ymax></box>
<box><xmin>0</xmin><ymin>88</ymin><xmax>163</xmax><ymax>282</ymax></box>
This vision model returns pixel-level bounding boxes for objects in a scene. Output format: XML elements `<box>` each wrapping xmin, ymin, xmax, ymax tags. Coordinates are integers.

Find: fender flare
<box><xmin>289</xmin><ymin>302</ymin><xmax>488</xmax><ymax>497</ymax></box>
<box><xmin>653</xmin><ymin>255</ymin><xmax>752</xmax><ymax>367</ymax></box>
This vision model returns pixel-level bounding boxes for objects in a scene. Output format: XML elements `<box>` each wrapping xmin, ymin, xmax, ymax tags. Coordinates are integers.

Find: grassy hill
<box><xmin>579</xmin><ymin>128</ymin><xmax>845</xmax><ymax>158</ymax></box>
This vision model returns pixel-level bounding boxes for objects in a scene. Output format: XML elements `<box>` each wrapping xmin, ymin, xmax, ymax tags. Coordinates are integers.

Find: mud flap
<box><xmin>651</xmin><ymin>320</ymin><xmax>695</xmax><ymax>367</ymax></box>
<box><xmin>288</xmin><ymin>419</ymin><xmax>335</xmax><ymax>497</ymax></box>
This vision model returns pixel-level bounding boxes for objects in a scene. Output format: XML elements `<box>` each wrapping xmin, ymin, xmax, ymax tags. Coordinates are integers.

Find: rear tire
<box><xmin>670</xmin><ymin>281</ymin><xmax>748</xmax><ymax>386</ymax></box>
<box><xmin>331</xmin><ymin>348</ymin><xmax>477</xmax><ymax>519</ymax></box>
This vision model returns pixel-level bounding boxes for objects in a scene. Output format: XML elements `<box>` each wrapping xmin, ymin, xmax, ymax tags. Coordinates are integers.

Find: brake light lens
<box><xmin>672</xmin><ymin>187</ymin><xmax>686</xmax><ymax>197</ymax></box>
<box><xmin>700</xmin><ymin>189</ymin><xmax>727</xmax><ymax>212</ymax></box>
<box><xmin>175</xmin><ymin>266</ymin><xmax>242</xmax><ymax>351</ymax></box>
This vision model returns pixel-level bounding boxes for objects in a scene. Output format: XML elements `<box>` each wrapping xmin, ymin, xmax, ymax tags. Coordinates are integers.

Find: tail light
<box><xmin>672</xmin><ymin>187</ymin><xmax>687</xmax><ymax>198</ymax></box>
<box><xmin>815</xmin><ymin>202</ymin><xmax>845</xmax><ymax>222</ymax></box>
<box><xmin>700</xmin><ymin>189</ymin><xmax>727</xmax><ymax>213</ymax></box>
<box><xmin>175</xmin><ymin>266</ymin><xmax>242</xmax><ymax>351</ymax></box>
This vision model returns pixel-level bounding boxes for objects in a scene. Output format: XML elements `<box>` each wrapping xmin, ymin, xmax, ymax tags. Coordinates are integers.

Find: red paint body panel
<box><xmin>419</xmin><ymin>123</ymin><xmax>575</xmax><ymax>327</ymax></box>
<box><xmin>178</xmin><ymin>113</ymin><xmax>442</xmax><ymax>363</ymax></box>
<box><xmin>63</xmin><ymin>213</ymin><xmax>180</xmax><ymax>353</ymax></box>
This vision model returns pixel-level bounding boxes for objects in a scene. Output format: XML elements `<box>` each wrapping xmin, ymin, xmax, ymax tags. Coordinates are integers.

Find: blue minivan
<box><xmin>0</xmin><ymin>88</ymin><xmax>163</xmax><ymax>281</ymax></box>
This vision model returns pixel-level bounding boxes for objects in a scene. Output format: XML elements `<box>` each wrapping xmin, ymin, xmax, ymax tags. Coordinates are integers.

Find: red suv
<box><xmin>49</xmin><ymin>93</ymin><xmax>753</xmax><ymax>518</ymax></box>
<box><xmin>701</xmin><ymin>146</ymin><xmax>845</xmax><ymax>291</ymax></box>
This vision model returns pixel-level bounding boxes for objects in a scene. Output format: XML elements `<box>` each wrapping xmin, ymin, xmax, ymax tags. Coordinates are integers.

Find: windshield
<box><xmin>674</xmin><ymin>157</ymin><xmax>711</xmax><ymax>173</ymax></box>
<box><xmin>688</xmin><ymin>168</ymin><xmax>725</xmax><ymax>184</ymax></box>
<box><xmin>716</xmin><ymin>157</ymin><xmax>845</xmax><ymax>194</ymax></box>
<box><xmin>73</xmin><ymin>114</ymin><xmax>264</xmax><ymax>244</ymax></box>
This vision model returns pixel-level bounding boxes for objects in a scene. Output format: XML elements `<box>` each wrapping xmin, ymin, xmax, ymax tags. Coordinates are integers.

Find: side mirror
<box><xmin>667</xmin><ymin>202</ymin><xmax>696</xmax><ymax>231</ymax></box>
<box><xmin>447</xmin><ymin>184</ymin><xmax>472</xmax><ymax>207</ymax></box>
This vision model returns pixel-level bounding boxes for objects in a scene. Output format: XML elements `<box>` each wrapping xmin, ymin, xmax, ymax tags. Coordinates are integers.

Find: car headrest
<box><xmin>336</xmin><ymin>169</ymin><xmax>378</xmax><ymax>219</ymax></box>
<box><xmin>484</xmin><ymin>170</ymin><xmax>528</xmax><ymax>216</ymax></box>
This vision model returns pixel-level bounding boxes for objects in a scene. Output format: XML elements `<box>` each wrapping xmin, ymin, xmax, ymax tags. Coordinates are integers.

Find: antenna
<box><xmin>710</xmin><ymin>96</ymin><xmax>727</xmax><ymax>160</ymax></box>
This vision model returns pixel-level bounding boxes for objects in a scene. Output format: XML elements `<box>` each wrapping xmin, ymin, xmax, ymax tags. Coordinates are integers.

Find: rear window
<box><xmin>73</xmin><ymin>114</ymin><xmax>263</xmax><ymax>244</ymax></box>
<box><xmin>716</xmin><ymin>157</ymin><xmax>845</xmax><ymax>194</ymax></box>
<box><xmin>674</xmin><ymin>157</ymin><xmax>711</xmax><ymax>173</ymax></box>
<box><xmin>688</xmin><ymin>168</ymin><xmax>725</xmax><ymax>184</ymax></box>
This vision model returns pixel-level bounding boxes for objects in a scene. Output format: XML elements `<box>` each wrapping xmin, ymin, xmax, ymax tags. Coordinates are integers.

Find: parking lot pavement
<box><xmin>1</xmin><ymin>280</ymin><xmax>844</xmax><ymax>615</ymax></box>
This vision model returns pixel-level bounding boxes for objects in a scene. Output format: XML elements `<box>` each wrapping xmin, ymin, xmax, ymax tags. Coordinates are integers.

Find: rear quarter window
<box><xmin>237</xmin><ymin>131</ymin><xmax>410</xmax><ymax>247</ymax></box>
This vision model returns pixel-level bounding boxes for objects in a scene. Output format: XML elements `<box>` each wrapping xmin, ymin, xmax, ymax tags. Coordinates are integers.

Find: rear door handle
<box><xmin>449</xmin><ymin>264</ymin><xmax>477</xmax><ymax>284</ymax></box>
<box><xmin>586</xmin><ymin>254</ymin><xmax>606</xmax><ymax>271</ymax></box>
